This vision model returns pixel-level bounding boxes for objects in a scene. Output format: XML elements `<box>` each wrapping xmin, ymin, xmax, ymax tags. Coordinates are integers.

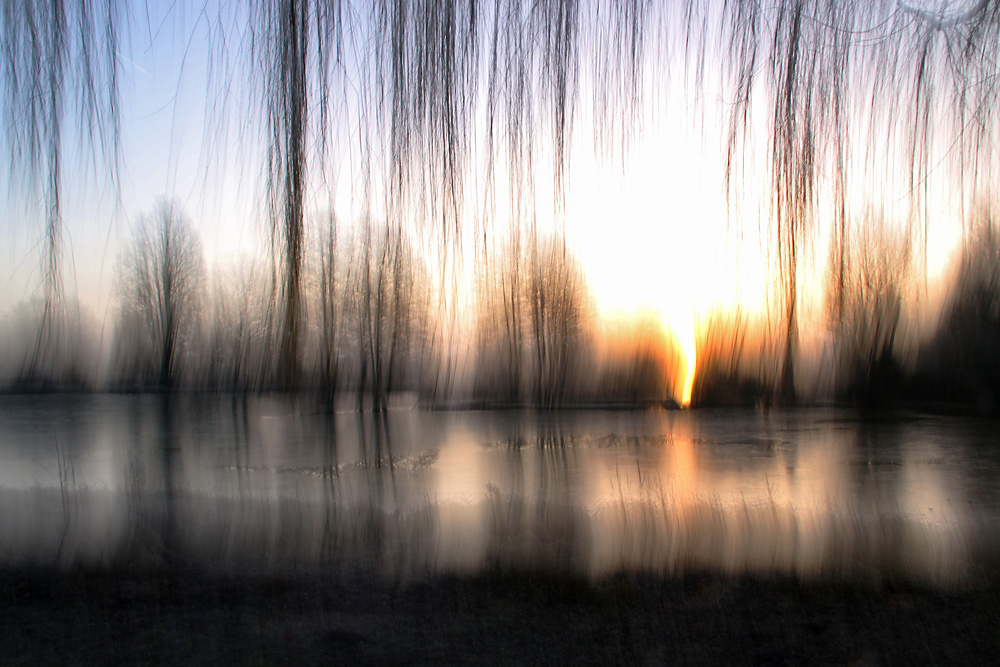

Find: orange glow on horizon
<box><xmin>593</xmin><ymin>310</ymin><xmax>698</xmax><ymax>406</ymax></box>
<box><xmin>675</xmin><ymin>315</ymin><xmax>697</xmax><ymax>407</ymax></box>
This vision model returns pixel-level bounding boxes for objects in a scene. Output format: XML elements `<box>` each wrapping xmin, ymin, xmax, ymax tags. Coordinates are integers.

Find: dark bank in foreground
<box><xmin>4</xmin><ymin>563</ymin><xmax>999</xmax><ymax>665</ymax></box>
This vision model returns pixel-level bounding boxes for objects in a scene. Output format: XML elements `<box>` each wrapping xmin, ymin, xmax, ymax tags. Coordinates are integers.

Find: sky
<box><xmin>0</xmin><ymin>5</ymin><xmax>736</xmax><ymax>336</ymax></box>
<box><xmin>2</xmin><ymin>3</ymin><xmax>258</xmax><ymax>315</ymax></box>
<box><xmin>0</xmin><ymin>0</ymin><xmax>974</xmax><ymax>391</ymax></box>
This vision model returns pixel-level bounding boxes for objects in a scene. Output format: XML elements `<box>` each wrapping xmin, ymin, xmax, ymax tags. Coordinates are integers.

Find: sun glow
<box><xmin>674</xmin><ymin>312</ymin><xmax>698</xmax><ymax>407</ymax></box>
<box><xmin>564</xmin><ymin>107</ymin><xmax>767</xmax><ymax>406</ymax></box>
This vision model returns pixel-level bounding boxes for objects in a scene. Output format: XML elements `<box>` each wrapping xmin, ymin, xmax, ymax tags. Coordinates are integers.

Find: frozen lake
<box><xmin>2</xmin><ymin>394</ymin><xmax>998</xmax><ymax>583</ymax></box>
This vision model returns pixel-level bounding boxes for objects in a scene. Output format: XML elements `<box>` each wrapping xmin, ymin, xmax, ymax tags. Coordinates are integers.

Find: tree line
<box><xmin>5</xmin><ymin>196</ymin><xmax>1000</xmax><ymax>409</ymax></box>
<box><xmin>2</xmin><ymin>1</ymin><xmax>999</xmax><ymax>407</ymax></box>
<box><xmin>0</xmin><ymin>198</ymin><xmax>678</xmax><ymax>408</ymax></box>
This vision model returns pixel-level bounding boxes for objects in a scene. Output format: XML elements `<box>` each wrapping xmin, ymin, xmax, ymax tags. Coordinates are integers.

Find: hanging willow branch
<box><xmin>716</xmin><ymin>0</ymin><xmax>1000</xmax><ymax>396</ymax></box>
<box><xmin>1</xmin><ymin>0</ymin><xmax>122</xmax><ymax>384</ymax></box>
<box><xmin>4</xmin><ymin>1</ymin><xmax>999</xmax><ymax>398</ymax></box>
<box><xmin>202</xmin><ymin>0</ymin><xmax>1000</xmax><ymax>395</ymax></box>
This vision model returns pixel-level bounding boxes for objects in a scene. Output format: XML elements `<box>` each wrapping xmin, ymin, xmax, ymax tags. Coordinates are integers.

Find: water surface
<box><xmin>2</xmin><ymin>394</ymin><xmax>998</xmax><ymax>583</ymax></box>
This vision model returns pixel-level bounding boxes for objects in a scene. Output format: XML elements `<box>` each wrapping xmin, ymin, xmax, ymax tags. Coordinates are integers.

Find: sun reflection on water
<box><xmin>0</xmin><ymin>397</ymin><xmax>995</xmax><ymax>585</ymax></box>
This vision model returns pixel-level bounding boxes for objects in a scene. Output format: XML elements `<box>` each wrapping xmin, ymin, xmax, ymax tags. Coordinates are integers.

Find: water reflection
<box><xmin>1</xmin><ymin>395</ymin><xmax>998</xmax><ymax>584</ymax></box>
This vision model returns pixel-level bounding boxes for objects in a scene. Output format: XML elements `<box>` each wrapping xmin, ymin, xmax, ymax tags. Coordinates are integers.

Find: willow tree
<box><xmin>238</xmin><ymin>0</ymin><xmax>1000</xmax><ymax>400</ymax></box>
<box><xmin>1</xmin><ymin>1</ymin><xmax>121</xmax><ymax>385</ymax></box>
<box><xmin>714</xmin><ymin>0</ymin><xmax>1000</xmax><ymax>398</ymax></box>
<box><xmin>244</xmin><ymin>1</ymin><xmax>317</xmax><ymax>391</ymax></box>
<box><xmin>6</xmin><ymin>1</ymin><xmax>1000</xmax><ymax>400</ymax></box>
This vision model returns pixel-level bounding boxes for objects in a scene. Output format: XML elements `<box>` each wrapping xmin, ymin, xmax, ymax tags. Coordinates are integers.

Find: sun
<box><xmin>565</xmin><ymin>116</ymin><xmax>754</xmax><ymax>406</ymax></box>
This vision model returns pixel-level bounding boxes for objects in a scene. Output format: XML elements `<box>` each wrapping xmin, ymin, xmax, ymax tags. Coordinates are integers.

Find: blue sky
<box><xmin>0</xmin><ymin>0</ymin><xmax>970</xmax><ymax>357</ymax></box>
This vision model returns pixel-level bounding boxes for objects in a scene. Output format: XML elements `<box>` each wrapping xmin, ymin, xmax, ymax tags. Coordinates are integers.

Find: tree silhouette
<box><xmin>5</xmin><ymin>1</ymin><xmax>1000</xmax><ymax>402</ymax></box>
<box><xmin>475</xmin><ymin>229</ymin><xmax>587</xmax><ymax>407</ymax></box>
<box><xmin>113</xmin><ymin>199</ymin><xmax>204</xmax><ymax>390</ymax></box>
<box><xmin>340</xmin><ymin>216</ymin><xmax>428</xmax><ymax>410</ymax></box>
<box><xmin>206</xmin><ymin>258</ymin><xmax>272</xmax><ymax>392</ymax></box>
<box><xmin>929</xmin><ymin>206</ymin><xmax>1000</xmax><ymax>404</ymax></box>
<box><xmin>316</xmin><ymin>212</ymin><xmax>340</xmax><ymax>401</ymax></box>
<box><xmin>826</xmin><ymin>211</ymin><xmax>911</xmax><ymax>402</ymax></box>
<box><xmin>715</xmin><ymin>0</ymin><xmax>1000</xmax><ymax>398</ymax></box>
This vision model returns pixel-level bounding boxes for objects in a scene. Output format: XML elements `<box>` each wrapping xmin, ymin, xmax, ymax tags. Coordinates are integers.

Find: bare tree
<box><xmin>476</xmin><ymin>229</ymin><xmax>587</xmax><ymax>408</ymax></box>
<box><xmin>475</xmin><ymin>225</ymin><xmax>526</xmax><ymax>403</ymax></box>
<box><xmin>717</xmin><ymin>0</ymin><xmax>1000</xmax><ymax>399</ymax></box>
<box><xmin>525</xmin><ymin>233</ymin><xmax>587</xmax><ymax>408</ymax></box>
<box><xmin>206</xmin><ymin>258</ymin><xmax>272</xmax><ymax>392</ymax></box>
<box><xmin>229</xmin><ymin>1</ymin><xmax>1000</xmax><ymax>402</ymax></box>
<box><xmin>826</xmin><ymin>212</ymin><xmax>911</xmax><ymax>401</ymax></box>
<box><xmin>316</xmin><ymin>212</ymin><xmax>341</xmax><ymax>401</ymax></box>
<box><xmin>113</xmin><ymin>199</ymin><xmax>204</xmax><ymax>390</ymax></box>
<box><xmin>341</xmin><ymin>217</ymin><xmax>428</xmax><ymax>410</ymax></box>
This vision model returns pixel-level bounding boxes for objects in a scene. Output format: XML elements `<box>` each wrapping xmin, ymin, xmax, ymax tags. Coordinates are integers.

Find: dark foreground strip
<box><xmin>2</xmin><ymin>564</ymin><xmax>998</xmax><ymax>665</ymax></box>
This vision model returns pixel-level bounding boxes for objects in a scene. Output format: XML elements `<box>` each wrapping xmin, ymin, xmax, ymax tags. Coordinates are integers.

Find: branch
<box><xmin>898</xmin><ymin>0</ymin><xmax>992</xmax><ymax>30</ymax></box>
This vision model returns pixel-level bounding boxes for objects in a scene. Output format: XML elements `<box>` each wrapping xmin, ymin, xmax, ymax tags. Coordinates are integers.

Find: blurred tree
<box><xmin>929</xmin><ymin>208</ymin><xmax>1000</xmax><ymax>405</ymax></box>
<box><xmin>114</xmin><ymin>200</ymin><xmax>205</xmax><ymax>390</ymax></box>
<box><xmin>343</xmin><ymin>217</ymin><xmax>428</xmax><ymax>411</ymax></box>
<box><xmin>475</xmin><ymin>226</ymin><xmax>526</xmax><ymax>403</ymax></box>
<box><xmin>1</xmin><ymin>1</ymin><xmax>122</xmax><ymax>385</ymax></box>
<box><xmin>718</xmin><ymin>0</ymin><xmax>1000</xmax><ymax>399</ymax></box>
<box><xmin>526</xmin><ymin>234</ymin><xmax>587</xmax><ymax>408</ymax></box>
<box><xmin>206</xmin><ymin>259</ymin><xmax>271</xmax><ymax>392</ymax></box>
<box><xmin>476</xmin><ymin>230</ymin><xmax>587</xmax><ymax>408</ymax></box>
<box><xmin>316</xmin><ymin>212</ymin><xmax>340</xmax><ymax>401</ymax></box>
<box><xmin>826</xmin><ymin>212</ymin><xmax>911</xmax><ymax>402</ymax></box>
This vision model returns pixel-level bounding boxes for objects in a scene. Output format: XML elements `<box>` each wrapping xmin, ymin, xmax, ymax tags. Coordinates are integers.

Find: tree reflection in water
<box><xmin>0</xmin><ymin>395</ymin><xmax>995</xmax><ymax>586</ymax></box>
